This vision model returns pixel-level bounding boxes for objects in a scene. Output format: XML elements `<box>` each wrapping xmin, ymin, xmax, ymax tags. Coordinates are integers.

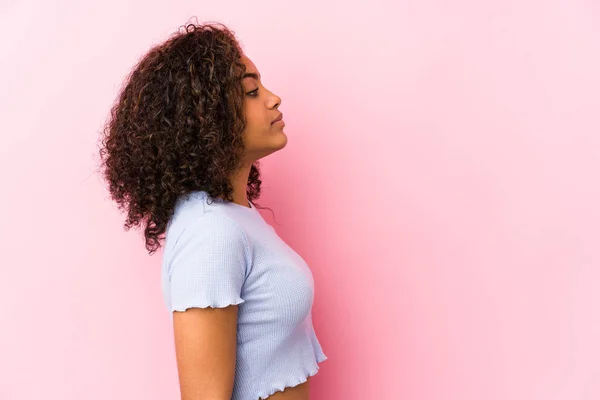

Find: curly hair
<box><xmin>98</xmin><ymin>21</ymin><xmax>270</xmax><ymax>255</ymax></box>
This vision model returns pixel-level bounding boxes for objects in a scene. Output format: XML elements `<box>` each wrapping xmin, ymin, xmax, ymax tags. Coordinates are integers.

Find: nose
<box><xmin>270</xmin><ymin>93</ymin><xmax>282</xmax><ymax>109</ymax></box>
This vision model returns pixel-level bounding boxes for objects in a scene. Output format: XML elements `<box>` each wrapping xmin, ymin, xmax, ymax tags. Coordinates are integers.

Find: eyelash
<box><xmin>246</xmin><ymin>88</ymin><xmax>259</xmax><ymax>97</ymax></box>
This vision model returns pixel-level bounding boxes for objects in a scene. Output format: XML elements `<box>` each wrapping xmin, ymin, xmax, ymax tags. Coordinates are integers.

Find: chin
<box><xmin>265</xmin><ymin>133</ymin><xmax>287</xmax><ymax>156</ymax></box>
<box><xmin>275</xmin><ymin>131</ymin><xmax>288</xmax><ymax>149</ymax></box>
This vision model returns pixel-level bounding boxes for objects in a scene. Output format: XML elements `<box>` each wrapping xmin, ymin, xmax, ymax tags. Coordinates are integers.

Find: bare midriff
<box><xmin>259</xmin><ymin>376</ymin><xmax>311</xmax><ymax>400</ymax></box>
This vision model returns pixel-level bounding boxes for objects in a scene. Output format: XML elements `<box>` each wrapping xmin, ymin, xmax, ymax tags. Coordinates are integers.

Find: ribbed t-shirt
<box><xmin>160</xmin><ymin>190</ymin><xmax>327</xmax><ymax>400</ymax></box>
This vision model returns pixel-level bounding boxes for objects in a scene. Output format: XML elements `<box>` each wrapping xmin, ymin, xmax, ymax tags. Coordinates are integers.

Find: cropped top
<box><xmin>160</xmin><ymin>190</ymin><xmax>327</xmax><ymax>400</ymax></box>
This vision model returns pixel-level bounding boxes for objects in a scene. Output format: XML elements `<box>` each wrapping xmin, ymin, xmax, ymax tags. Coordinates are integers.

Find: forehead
<box><xmin>241</xmin><ymin>55</ymin><xmax>260</xmax><ymax>78</ymax></box>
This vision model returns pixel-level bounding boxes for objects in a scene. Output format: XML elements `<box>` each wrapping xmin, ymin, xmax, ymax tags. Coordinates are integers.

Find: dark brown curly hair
<box><xmin>98</xmin><ymin>21</ymin><xmax>270</xmax><ymax>255</ymax></box>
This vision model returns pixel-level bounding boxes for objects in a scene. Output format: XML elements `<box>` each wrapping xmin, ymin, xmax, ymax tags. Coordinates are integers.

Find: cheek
<box><xmin>242</xmin><ymin>108</ymin><xmax>260</xmax><ymax>141</ymax></box>
<box><xmin>244</xmin><ymin>105</ymin><xmax>268</xmax><ymax>129</ymax></box>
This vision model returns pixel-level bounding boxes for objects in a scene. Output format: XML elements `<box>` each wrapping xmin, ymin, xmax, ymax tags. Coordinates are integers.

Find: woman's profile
<box><xmin>98</xmin><ymin>20</ymin><xmax>327</xmax><ymax>400</ymax></box>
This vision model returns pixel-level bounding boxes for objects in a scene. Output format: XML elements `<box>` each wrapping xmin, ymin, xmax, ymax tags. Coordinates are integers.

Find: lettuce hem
<box><xmin>171</xmin><ymin>297</ymin><xmax>245</xmax><ymax>312</ymax></box>
<box><xmin>256</xmin><ymin>355</ymin><xmax>328</xmax><ymax>400</ymax></box>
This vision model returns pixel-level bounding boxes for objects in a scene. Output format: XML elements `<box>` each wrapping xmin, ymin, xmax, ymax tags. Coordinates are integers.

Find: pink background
<box><xmin>1</xmin><ymin>1</ymin><xmax>599</xmax><ymax>399</ymax></box>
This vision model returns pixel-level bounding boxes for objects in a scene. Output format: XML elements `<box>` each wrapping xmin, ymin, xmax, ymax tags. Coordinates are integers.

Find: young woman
<box><xmin>98</xmin><ymin>21</ymin><xmax>327</xmax><ymax>400</ymax></box>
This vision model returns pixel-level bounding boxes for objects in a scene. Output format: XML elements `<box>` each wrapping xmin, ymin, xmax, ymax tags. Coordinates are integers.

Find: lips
<box><xmin>271</xmin><ymin>113</ymin><xmax>283</xmax><ymax>124</ymax></box>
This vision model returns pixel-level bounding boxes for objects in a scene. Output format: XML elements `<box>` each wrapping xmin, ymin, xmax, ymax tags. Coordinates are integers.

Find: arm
<box><xmin>173</xmin><ymin>305</ymin><xmax>239</xmax><ymax>400</ymax></box>
<box><xmin>168</xmin><ymin>212</ymin><xmax>249</xmax><ymax>400</ymax></box>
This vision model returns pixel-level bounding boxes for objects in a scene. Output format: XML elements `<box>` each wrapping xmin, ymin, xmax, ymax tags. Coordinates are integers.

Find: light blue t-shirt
<box><xmin>161</xmin><ymin>190</ymin><xmax>327</xmax><ymax>400</ymax></box>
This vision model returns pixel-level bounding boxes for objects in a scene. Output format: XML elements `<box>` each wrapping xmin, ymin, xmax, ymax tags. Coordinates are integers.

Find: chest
<box><xmin>239</xmin><ymin>229</ymin><xmax>315</xmax><ymax>329</ymax></box>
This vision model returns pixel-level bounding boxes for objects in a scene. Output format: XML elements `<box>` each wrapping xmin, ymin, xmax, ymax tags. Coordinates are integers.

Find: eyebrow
<box><xmin>243</xmin><ymin>72</ymin><xmax>261</xmax><ymax>80</ymax></box>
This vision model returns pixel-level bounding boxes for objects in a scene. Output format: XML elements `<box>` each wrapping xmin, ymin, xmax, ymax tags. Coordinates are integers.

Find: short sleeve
<box><xmin>167</xmin><ymin>211</ymin><xmax>249</xmax><ymax>312</ymax></box>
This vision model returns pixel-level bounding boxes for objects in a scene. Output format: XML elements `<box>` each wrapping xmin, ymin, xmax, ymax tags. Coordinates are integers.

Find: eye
<box><xmin>246</xmin><ymin>88</ymin><xmax>259</xmax><ymax>97</ymax></box>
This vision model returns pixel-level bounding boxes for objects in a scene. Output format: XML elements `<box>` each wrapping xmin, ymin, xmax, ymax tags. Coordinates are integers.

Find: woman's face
<box><xmin>240</xmin><ymin>55</ymin><xmax>287</xmax><ymax>163</ymax></box>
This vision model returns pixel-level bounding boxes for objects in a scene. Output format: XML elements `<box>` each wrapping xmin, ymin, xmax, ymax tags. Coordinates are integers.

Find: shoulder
<box><xmin>174</xmin><ymin>210</ymin><xmax>250</xmax><ymax>252</ymax></box>
<box><xmin>165</xmin><ymin>210</ymin><xmax>253</xmax><ymax>283</ymax></box>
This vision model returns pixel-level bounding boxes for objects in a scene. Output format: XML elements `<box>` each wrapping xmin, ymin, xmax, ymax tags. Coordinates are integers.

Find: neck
<box><xmin>226</xmin><ymin>163</ymin><xmax>252</xmax><ymax>207</ymax></box>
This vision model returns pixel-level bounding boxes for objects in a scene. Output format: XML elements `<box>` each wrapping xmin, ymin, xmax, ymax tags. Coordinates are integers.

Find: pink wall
<box><xmin>1</xmin><ymin>1</ymin><xmax>599</xmax><ymax>399</ymax></box>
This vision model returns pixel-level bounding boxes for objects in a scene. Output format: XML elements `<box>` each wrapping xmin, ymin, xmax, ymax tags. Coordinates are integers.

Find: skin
<box><xmin>226</xmin><ymin>54</ymin><xmax>288</xmax><ymax>207</ymax></box>
<box><xmin>173</xmin><ymin>55</ymin><xmax>311</xmax><ymax>400</ymax></box>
